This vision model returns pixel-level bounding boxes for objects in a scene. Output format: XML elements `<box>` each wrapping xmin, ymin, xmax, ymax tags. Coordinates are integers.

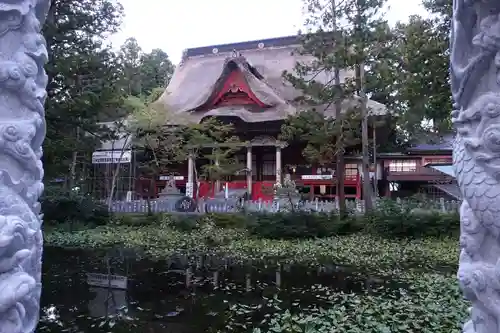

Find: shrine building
<box><xmin>93</xmin><ymin>35</ymin><xmax>457</xmax><ymax>202</ymax></box>
<box><xmin>145</xmin><ymin>35</ymin><xmax>389</xmax><ymax>201</ymax></box>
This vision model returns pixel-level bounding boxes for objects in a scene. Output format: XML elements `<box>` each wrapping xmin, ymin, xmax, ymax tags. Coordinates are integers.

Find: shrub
<box><xmin>161</xmin><ymin>213</ymin><xmax>248</xmax><ymax>231</ymax></box>
<box><xmin>112</xmin><ymin>213</ymin><xmax>162</xmax><ymax>226</ymax></box>
<box><xmin>246</xmin><ymin>212</ymin><xmax>358</xmax><ymax>239</ymax></box>
<box><xmin>145</xmin><ymin>205</ymin><xmax>459</xmax><ymax>239</ymax></box>
<box><xmin>208</xmin><ymin>213</ymin><xmax>248</xmax><ymax>229</ymax></box>
<box><xmin>164</xmin><ymin>213</ymin><xmax>201</xmax><ymax>231</ymax></box>
<box><xmin>41</xmin><ymin>187</ymin><xmax>109</xmax><ymax>226</ymax></box>
<box><xmin>72</xmin><ymin>197</ymin><xmax>460</xmax><ymax>240</ymax></box>
<box><xmin>243</xmin><ymin>204</ymin><xmax>458</xmax><ymax>239</ymax></box>
<box><xmin>365</xmin><ymin>199</ymin><xmax>460</xmax><ymax>238</ymax></box>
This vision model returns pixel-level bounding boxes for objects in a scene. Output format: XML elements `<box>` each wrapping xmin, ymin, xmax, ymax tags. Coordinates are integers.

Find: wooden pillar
<box><xmin>276</xmin><ymin>146</ymin><xmax>282</xmax><ymax>184</ymax></box>
<box><xmin>187</xmin><ymin>154</ymin><xmax>194</xmax><ymax>198</ymax></box>
<box><xmin>247</xmin><ymin>146</ymin><xmax>252</xmax><ymax>196</ymax></box>
<box><xmin>214</xmin><ymin>153</ymin><xmax>220</xmax><ymax>194</ymax></box>
<box><xmin>385</xmin><ymin>181</ymin><xmax>391</xmax><ymax>197</ymax></box>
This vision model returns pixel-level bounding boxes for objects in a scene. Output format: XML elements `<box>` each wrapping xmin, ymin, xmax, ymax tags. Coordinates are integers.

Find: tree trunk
<box><xmin>107</xmin><ymin>136</ymin><xmax>131</xmax><ymax>209</ymax></box>
<box><xmin>68</xmin><ymin>150</ymin><xmax>77</xmax><ymax>191</ymax></box>
<box><xmin>331</xmin><ymin>0</ymin><xmax>346</xmax><ymax>216</ymax></box>
<box><xmin>359</xmin><ymin>62</ymin><xmax>373</xmax><ymax>211</ymax></box>
<box><xmin>146</xmin><ymin>179</ymin><xmax>154</xmax><ymax>215</ymax></box>
<box><xmin>107</xmin><ymin>160</ymin><xmax>121</xmax><ymax>209</ymax></box>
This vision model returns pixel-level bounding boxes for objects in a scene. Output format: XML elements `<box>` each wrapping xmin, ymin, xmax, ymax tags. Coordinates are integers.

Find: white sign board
<box><xmin>301</xmin><ymin>175</ymin><xmax>333</xmax><ymax>180</ymax></box>
<box><xmin>159</xmin><ymin>175</ymin><xmax>184</xmax><ymax>180</ymax></box>
<box><xmin>186</xmin><ymin>182</ymin><xmax>194</xmax><ymax>198</ymax></box>
<box><xmin>86</xmin><ymin>273</ymin><xmax>128</xmax><ymax>289</ymax></box>
<box><xmin>92</xmin><ymin>150</ymin><xmax>132</xmax><ymax>164</ymax></box>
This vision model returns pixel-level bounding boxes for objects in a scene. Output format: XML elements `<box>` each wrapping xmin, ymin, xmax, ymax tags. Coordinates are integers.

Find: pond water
<box><xmin>38</xmin><ymin>247</ymin><xmax>402</xmax><ymax>332</ymax></box>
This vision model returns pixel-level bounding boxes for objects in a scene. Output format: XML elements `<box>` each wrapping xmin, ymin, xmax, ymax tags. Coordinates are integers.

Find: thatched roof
<box><xmin>154</xmin><ymin>35</ymin><xmax>387</xmax><ymax>124</ymax></box>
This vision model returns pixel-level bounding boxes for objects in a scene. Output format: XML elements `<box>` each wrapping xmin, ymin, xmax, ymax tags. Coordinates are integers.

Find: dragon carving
<box><xmin>452</xmin><ymin>0</ymin><xmax>500</xmax><ymax>332</ymax></box>
<box><xmin>0</xmin><ymin>1</ymin><xmax>49</xmax><ymax>333</ymax></box>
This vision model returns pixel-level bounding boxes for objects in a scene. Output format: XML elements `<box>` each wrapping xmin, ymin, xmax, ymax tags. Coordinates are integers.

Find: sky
<box><xmin>110</xmin><ymin>0</ymin><xmax>428</xmax><ymax>64</ymax></box>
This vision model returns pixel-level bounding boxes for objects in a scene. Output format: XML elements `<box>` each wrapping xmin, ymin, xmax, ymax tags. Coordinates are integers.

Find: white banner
<box><xmin>301</xmin><ymin>174</ymin><xmax>333</xmax><ymax>180</ymax></box>
<box><xmin>159</xmin><ymin>175</ymin><xmax>184</xmax><ymax>180</ymax></box>
<box><xmin>186</xmin><ymin>182</ymin><xmax>194</xmax><ymax>198</ymax></box>
<box><xmin>92</xmin><ymin>150</ymin><xmax>132</xmax><ymax>164</ymax></box>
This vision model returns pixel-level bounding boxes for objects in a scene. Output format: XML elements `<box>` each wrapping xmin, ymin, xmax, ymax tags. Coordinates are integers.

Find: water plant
<box><xmin>45</xmin><ymin>221</ymin><xmax>458</xmax><ymax>275</ymax></box>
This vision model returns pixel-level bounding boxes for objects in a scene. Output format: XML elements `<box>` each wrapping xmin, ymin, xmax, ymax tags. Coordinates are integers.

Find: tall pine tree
<box><xmin>282</xmin><ymin>0</ymin><xmax>388</xmax><ymax>212</ymax></box>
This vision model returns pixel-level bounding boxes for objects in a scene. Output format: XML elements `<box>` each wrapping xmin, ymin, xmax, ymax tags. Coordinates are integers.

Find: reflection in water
<box><xmin>37</xmin><ymin>247</ymin><xmax>398</xmax><ymax>332</ymax></box>
<box><xmin>88</xmin><ymin>288</ymin><xmax>128</xmax><ymax>318</ymax></box>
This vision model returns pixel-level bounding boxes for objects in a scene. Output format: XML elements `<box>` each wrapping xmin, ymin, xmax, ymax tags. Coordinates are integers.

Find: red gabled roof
<box><xmin>210</xmin><ymin>68</ymin><xmax>268</xmax><ymax>107</ymax></box>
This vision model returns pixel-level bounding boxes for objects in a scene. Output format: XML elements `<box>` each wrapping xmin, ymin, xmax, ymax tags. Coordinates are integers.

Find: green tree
<box><xmin>285</xmin><ymin>0</ymin><xmax>388</xmax><ymax>212</ymax></box>
<box><xmin>119</xmin><ymin>37</ymin><xmax>143</xmax><ymax>96</ymax></box>
<box><xmin>43</xmin><ymin>0</ymin><xmax>126</xmax><ymax>184</ymax></box>
<box><xmin>280</xmin><ymin>109</ymin><xmax>361</xmax><ymax>171</ymax></box>
<box><xmin>140</xmin><ymin>49</ymin><xmax>175</xmax><ymax>94</ymax></box>
<box><xmin>280</xmin><ymin>110</ymin><xmax>361</xmax><ymax>178</ymax></box>
<box><xmin>118</xmin><ymin>40</ymin><xmax>175</xmax><ymax>96</ymax></box>
<box><xmin>391</xmin><ymin>15</ymin><xmax>451</xmax><ymax>137</ymax></box>
<box><xmin>131</xmin><ymin>92</ymin><xmax>243</xmax><ymax>207</ymax></box>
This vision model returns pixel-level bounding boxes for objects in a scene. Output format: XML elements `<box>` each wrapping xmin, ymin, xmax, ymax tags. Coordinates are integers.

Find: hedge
<box><xmin>157</xmin><ymin>209</ymin><xmax>459</xmax><ymax>239</ymax></box>
<box><xmin>42</xmin><ymin>188</ymin><xmax>460</xmax><ymax>239</ymax></box>
<box><xmin>41</xmin><ymin>187</ymin><xmax>109</xmax><ymax>227</ymax></box>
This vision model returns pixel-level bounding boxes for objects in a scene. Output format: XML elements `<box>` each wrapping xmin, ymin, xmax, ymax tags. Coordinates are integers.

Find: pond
<box><xmin>38</xmin><ymin>247</ymin><xmax>404</xmax><ymax>332</ymax></box>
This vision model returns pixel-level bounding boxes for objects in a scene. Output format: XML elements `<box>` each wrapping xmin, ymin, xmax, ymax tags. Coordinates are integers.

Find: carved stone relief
<box><xmin>451</xmin><ymin>1</ymin><xmax>500</xmax><ymax>332</ymax></box>
<box><xmin>0</xmin><ymin>1</ymin><xmax>49</xmax><ymax>332</ymax></box>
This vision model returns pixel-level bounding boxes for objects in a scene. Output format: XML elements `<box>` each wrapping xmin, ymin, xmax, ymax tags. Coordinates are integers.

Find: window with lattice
<box><xmin>388</xmin><ymin>160</ymin><xmax>417</xmax><ymax>172</ymax></box>
<box><xmin>262</xmin><ymin>154</ymin><xmax>276</xmax><ymax>175</ymax></box>
<box><xmin>345</xmin><ymin>164</ymin><xmax>358</xmax><ymax>177</ymax></box>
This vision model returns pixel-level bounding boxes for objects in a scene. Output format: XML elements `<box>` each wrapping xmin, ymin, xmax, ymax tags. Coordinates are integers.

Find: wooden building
<box><xmin>144</xmin><ymin>35</ymin><xmax>388</xmax><ymax>201</ymax></box>
<box><xmin>381</xmin><ymin>135</ymin><xmax>458</xmax><ymax>199</ymax></box>
<box><xmin>93</xmin><ymin>36</ymin><xmax>456</xmax><ymax>202</ymax></box>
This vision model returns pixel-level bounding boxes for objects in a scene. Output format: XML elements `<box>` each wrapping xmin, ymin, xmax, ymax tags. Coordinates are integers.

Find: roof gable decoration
<box><xmin>208</xmin><ymin>66</ymin><xmax>269</xmax><ymax>109</ymax></box>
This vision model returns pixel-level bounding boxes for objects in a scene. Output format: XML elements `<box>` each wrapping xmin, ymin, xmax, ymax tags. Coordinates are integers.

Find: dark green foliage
<box><xmin>206</xmin><ymin>213</ymin><xmax>248</xmax><ymax>229</ymax></box>
<box><xmin>112</xmin><ymin>213</ymin><xmax>162</xmax><ymax>226</ymax></box>
<box><xmin>390</xmin><ymin>15</ymin><xmax>452</xmax><ymax>136</ymax></box>
<box><xmin>118</xmin><ymin>37</ymin><xmax>174</xmax><ymax>96</ymax></box>
<box><xmin>166</xmin><ymin>214</ymin><xmax>201</xmax><ymax>231</ymax></box>
<box><xmin>43</xmin><ymin>0</ymin><xmax>126</xmax><ymax>180</ymax></box>
<box><xmin>245</xmin><ymin>212</ymin><xmax>361</xmax><ymax>239</ymax></box>
<box><xmin>365</xmin><ymin>199</ymin><xmax>459</xmax><ymax>238</ymax></box>
<box><xmin>160</xmin><ymin>213</ymin><xmax>247</xmax><ymax>231</ymax></box>
<box><xmin>289</xmin><ymin>0</ymin><xmax>454</xmax><ymax>145</ymax></box>
<box><xmin>140</xmin><ymin>49</ymin><xmax>175</xmax><ymax>95</ymax></box>
<box><xmin>280</xmin><ymin>110</ymin><xmax>361</xmax><ymax>165</ymax></box>
<box><xmin>141</xmin><ymin>208</ymin><xmax>459</xmax><ymax>239</ymax></box>
<box><xmin>41</xmin><ymin>188</ymin><xmax>109</xmax><ymax>226</ymax></box>
<box><xmin>41</xmin><ymin>2</ymin><xmax>175</xmax><ymax>185</ymax></box>
<box><xmin>246</xmin><ymin>210</ymin><xmax>458</xmax><ymax>239</ymax></box>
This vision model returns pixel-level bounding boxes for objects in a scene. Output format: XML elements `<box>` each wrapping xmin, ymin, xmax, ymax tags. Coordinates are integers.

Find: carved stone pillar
<box><xmin>0</xmin><ymin>1</ymin><xmax>50</xmax><ymax>333</ymax></box>
<box><xmin>451</xmin><ymin>1</ymin><xmax>500</xmax><ymax>332</ymax></box>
